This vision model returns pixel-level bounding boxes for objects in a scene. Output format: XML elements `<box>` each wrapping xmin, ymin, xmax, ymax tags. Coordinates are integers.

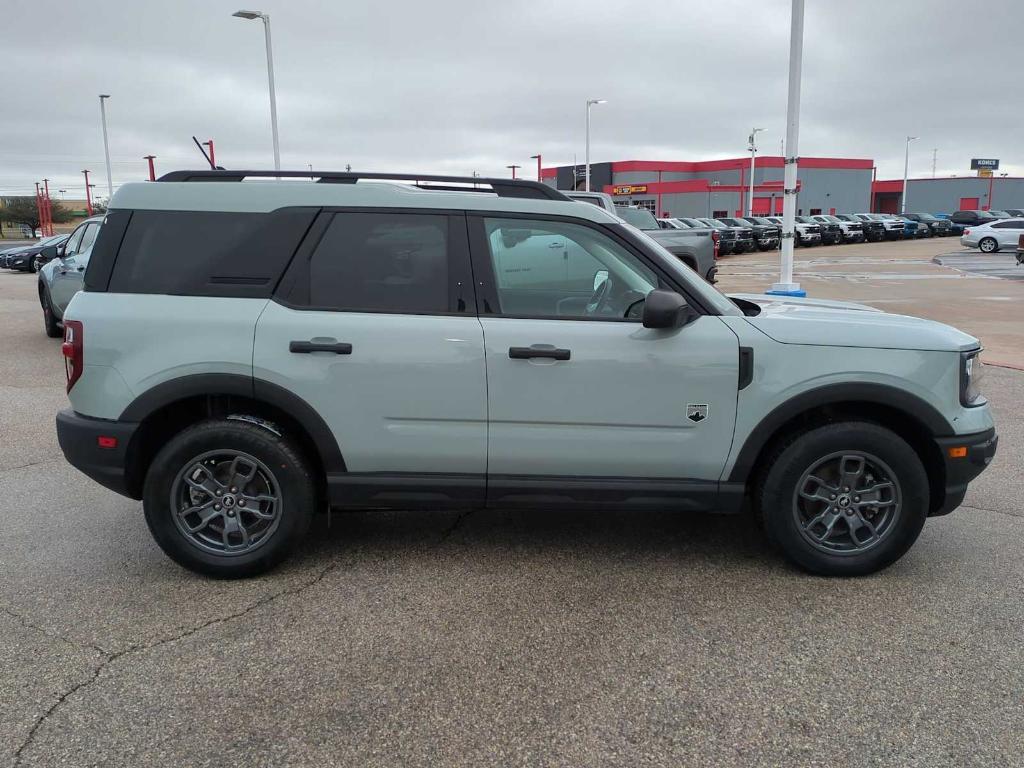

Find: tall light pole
<box><xmin>506</xmin><ymin>164</ymin><xmax>521</xmax><ymax>179</ymax></box>
<box><xmin>530</xmin><ymin>154</ymin><xmax>542</xmax><ymax>182</ymax></box>
<box><xmin>931</xmin><ymin>147</ymin><xmax>937</xmax><ymax>178</ymax></box>
<box><xmin>746</xmin><ymin>127</ymin><xmax>765</xmax><ymax>217</ymax></box>
<box><xmin>768</xmin><ymin>0</ymin><xmax>806</xmax><ymax>298</ymax></box>
<box><xmin>585</xmin><ymin>99</ymin><xmax>606</xmax><ymax>191</ymax></box>
<box><xmin>98</xmin><ymin>95</ymin><xmax>113</xmax><ymax>199</ymax></box>
<box><xmin>901</xmin><ymin>135</ymin><xmax>918</xmax><ymax>213</ymax></box>
<box><xmin>234</xmin><ymin>10</ymin><xmax>281</xmax><ymax>170</ymax></box>
<box><xmin>82</xmin><ymin>170</ymin><xmax>93</xmax><ymax>216</ymax></box>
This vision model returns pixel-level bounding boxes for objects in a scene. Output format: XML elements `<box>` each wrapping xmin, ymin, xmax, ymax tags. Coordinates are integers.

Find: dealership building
<box><xmin>541</xmin><ymin>157</ymin><xmax>1022</xmax><ymax>218</ymax></box>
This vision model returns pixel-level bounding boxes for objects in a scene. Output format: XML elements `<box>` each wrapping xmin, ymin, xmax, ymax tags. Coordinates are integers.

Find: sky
<box><xmin>2</xmin><ymin>0</ymin><xmax>1021</xmax><ymax>203</ymax></box>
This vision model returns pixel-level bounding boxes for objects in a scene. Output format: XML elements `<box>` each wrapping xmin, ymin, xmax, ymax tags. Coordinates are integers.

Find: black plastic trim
<box><xmin>931</xmin><ymin>428</ymin><xmax>998</xmax><ymax>516</ymax></box>
<box><xmin>119</xmin><ymin>373</ymin><xmax>346</xmax><ymax>474</ymax></box>
<box><xmin>727</xmin><ymin>382</ymin><xmax>953</xmax><ymax>483</ymax></box>
<box><xmin>738</xmin><ymin>347</ymin><xmax>754</xmax><ymax>390</ymax></box>
<box><xmin>325</xmin><ymin>473</ymin><xmax>745</xmax><ymax>513</ymax></box>
<box><xmin>327</xmin><ymin>472</ymin><xmax>485</xmax><ymax>509</ymax></box>
<box><xmin>56</xmin><ymin>409</ymin><xmax>139</xmax><ymax>498</ymax></box>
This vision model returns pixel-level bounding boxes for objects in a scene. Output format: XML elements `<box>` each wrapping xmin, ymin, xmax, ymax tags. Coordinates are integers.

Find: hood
<box><xmin>731</xmin><ymin>293</ymin><xmax>980</xmax><ymax>352</ymax></box>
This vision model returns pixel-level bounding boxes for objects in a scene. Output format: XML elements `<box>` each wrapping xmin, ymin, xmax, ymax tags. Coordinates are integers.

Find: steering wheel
<box><xmin>584</xmin><ymin>275</ymin><xmax>613</xmax><ymax>316</ymax></box>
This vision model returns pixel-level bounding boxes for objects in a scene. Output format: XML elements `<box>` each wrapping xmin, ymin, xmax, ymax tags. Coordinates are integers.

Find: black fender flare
<box><xmin>119</xmin><ymin>373</ymin><xmax>346</xmax><ymax>473</ymax></box>
<box><xmin>727</xmin><ymin>382</ymin><xmax>952</xmax><ymax>483</ymax></box>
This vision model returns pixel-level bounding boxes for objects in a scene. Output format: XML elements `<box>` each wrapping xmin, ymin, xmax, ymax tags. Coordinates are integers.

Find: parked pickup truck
<box><xmin>564</xmin><ymin>191</ymin><xmax>719</xmax><ymax>283</ymax></box>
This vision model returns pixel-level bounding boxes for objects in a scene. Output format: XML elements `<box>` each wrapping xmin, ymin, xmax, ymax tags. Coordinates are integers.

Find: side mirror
<box><xmin>39</xmin><ymin>245</ymin><xmax>58</xmax><ymax>262</ymax></box>
<box><xmin>593</xmin><ymin>269</ymin><xmax>609</xmax><ymax>291</ymax></box>
<box><xmin>642</xmin><ymin>289</ymin><xmax>694</xmax><ymax>329</ymax></box>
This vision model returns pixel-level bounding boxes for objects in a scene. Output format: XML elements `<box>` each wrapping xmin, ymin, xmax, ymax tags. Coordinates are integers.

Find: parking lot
<box><xmin>1</xmin><ymin>237</ymin><xmax>1022</xmax><ymax>767</ymax></box>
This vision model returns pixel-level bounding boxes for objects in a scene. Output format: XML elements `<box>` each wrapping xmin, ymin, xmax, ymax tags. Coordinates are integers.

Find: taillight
<box><xmin>711</xmin><ymin>230</ymin><xmax>720</xmax><ymax>259</ymax></box>
<box><xmin>963</xmin><ymin>229</ymin><xmax>970</xmax><ymax>235</ymax></box>
<box><xmin>62</xmin><ymin>320</ymin><xmax>83</xmax><ymax>393</ymax></box>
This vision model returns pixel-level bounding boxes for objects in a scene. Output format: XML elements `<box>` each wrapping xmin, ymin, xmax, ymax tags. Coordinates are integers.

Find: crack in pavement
<box><xmin>0</xmin><ymin>605</ymin><xmax>110</xmax><ymax>657</ymax></box>
<box><xmin>11</xmin><ymin>557</ymin><xmax>345</xmax><ymax>767</ymax></box>
<box><xmin>0</xmin><ymin>457</ymin><xmax>63</xmax><ymax>475</ymax></box>
<box><xmin>960</xmin><ymin>503</ymin><xmax>1022</xmax><ymax>520</ymax></box>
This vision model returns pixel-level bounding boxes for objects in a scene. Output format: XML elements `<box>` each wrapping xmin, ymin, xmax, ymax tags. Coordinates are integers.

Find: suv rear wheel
<box><xmin>40</xmin><ymin>286</ymin><xmax>62</xmax><ymax>338</ymax></box>
<box><xmin>143</xmin><ymin>419</ymin><xmax>315</xmax><ymax>578</ymax></box>
<box><xmin>757</xmin><ymin>422</ymin><xmax>928</xmax><ymax>576</ymax></box>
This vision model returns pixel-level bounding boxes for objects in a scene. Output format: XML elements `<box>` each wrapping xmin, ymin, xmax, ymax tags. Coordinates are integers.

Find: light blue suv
<box><xmin>37</xmin><ymin>215</ymin><xmax>104</xmax><ymax>337</ymax></box>
<box><xmin>55</xmin><ymin>171</ymin><xmax>997</xmax><ymax>578</ymax></box>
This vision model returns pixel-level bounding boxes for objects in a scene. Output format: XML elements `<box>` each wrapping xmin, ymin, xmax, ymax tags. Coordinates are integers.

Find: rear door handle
<box><xmin>289</xmin><ymin>340</ymin><xmax>353</xmax><ymax>355</ymax></box>
<box><xmin>509</xmin><ymin>346</ymin><xmax>570</xmax><ymax>361</ymax></box>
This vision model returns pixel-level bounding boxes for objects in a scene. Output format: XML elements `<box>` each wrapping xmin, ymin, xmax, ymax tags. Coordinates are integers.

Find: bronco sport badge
<box><xmin>686</xmin><ymin>404</ymin><xmax>709</xmax><ymax>423</ymax></box>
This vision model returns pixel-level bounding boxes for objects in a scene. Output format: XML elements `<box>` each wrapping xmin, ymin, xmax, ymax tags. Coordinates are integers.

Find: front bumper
<box><xmin>931</xmin><ymin>428</ymin><xmax>998</xmax><ymax>516</ymax></box>
<box><xmin>56</xmin><ymin>409</ymin><xmax>141</xmax><ymax>499</ymax></box>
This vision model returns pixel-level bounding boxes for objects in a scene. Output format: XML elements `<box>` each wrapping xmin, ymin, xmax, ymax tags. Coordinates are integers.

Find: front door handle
<box><xmin>289</xmin><ymin>340</ymin><xmax>353</xmax><ymax>355</ymax></box>
<box><xmin>509</xmin><ymin>346</ymin><xmax>570</xmax><ymax>361</ymax></box>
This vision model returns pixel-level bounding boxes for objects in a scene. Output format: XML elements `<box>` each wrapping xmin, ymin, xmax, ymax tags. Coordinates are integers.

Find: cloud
<box><xmin>2</xmin><ymin>0</ymin><xmax>1020</xmax><ymax>200</ymax></box>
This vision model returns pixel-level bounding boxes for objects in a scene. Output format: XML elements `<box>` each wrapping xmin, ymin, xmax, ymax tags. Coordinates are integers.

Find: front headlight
<box><xmin>961</xmin><ymin>350</ymin><xmax>985</xmax><ymax>406</ymax></box>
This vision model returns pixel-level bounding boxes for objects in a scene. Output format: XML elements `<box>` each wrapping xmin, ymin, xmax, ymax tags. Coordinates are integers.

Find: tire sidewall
<box><xmin>143</xmin><ymin>420</ymin><xmax>314</xmax><ymax>577</ymax></box>
<box><xmin>761</xmin><ymin>423</ymin><xmax>929</xmax><ymax>576</ymax></box>
<box><xmin>41</xmin><ymin>287</ymin><xmax>61</xmax><ymax>338</ymax></box>
<box><xmin>979</xmin><ymin>237</ymin><xmax>997</xmax><ymax>253</ymax></box>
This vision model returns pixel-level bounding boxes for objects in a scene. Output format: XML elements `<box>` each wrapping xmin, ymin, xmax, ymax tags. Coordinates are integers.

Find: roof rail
<box><xmin>156</xmin><ymin>170</ymin><xmax>569</xmax><ymax>201</ymax></box>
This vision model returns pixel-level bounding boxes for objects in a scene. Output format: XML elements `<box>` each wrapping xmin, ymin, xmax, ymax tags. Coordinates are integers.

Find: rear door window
<box><xmin>307</xmin><ymin>212</ymin><xmax>451</xmax><ymax>314</ymax></box>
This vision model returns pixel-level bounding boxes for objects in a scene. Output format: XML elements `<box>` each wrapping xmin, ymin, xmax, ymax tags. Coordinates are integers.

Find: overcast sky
<box><xmin>3</xmin><ymin>0</ymin><xmax>1021</xmax><ymax>202</ymax></box>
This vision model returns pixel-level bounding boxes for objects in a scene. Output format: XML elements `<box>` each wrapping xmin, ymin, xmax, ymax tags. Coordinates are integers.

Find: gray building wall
<box><xmin>904</xmin><ymin>177</ymin><xmax>1024</xmax><ymax>213</ymax></box>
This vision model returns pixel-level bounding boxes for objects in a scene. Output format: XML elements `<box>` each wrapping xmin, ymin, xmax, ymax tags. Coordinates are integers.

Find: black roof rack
<box><xmin>156</xmin><ymin>170</ymin><xmax>569</xmax><ymax>201</ymax></box>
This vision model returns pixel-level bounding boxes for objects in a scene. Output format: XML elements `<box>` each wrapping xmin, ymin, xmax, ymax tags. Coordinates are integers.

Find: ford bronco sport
<box><xmin>56</xmin><ymin>171</ymin><xmax>997</xmax><ymax>578</ymax></box>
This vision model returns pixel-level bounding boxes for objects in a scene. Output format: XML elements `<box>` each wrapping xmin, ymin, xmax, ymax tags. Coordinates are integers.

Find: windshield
<box><xmin>750</xmin><ymin>217</ymin><xmax>775</xmax><ymax>225</ymax></box>
<box><xmin>680</xmin><ymin>218</ymin><xmax>705</xmax><ymax>228</ymax></box>
<box><xmin>615</xmin><ymin>206</ymin><xmax>659</xmax><ymax>230</ymax></box>
<box><xmin>795</xmin><ymin>216</ymin><xmax>814</xmax><ymax>223</ymax></box>
<box><xmin>699</xmin><ymin>218</ymin><xmax>728</xmax><ymax>229</ymax></box>
<box><xmin>988</xmin><ymin>210</ymin><xmax>1010</xmax><ymax>217</ymax></box>
<box><xmin>824</xmin><ymin>216</ymin><xmax>843</xmax><ymax>223</ymax></box>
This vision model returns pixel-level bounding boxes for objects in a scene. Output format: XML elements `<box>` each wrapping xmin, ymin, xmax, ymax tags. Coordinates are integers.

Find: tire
<box><xmin>143</xmin><ymin>419</ymin><xmax>315</xmax><ymax>578</ymax></box>
<box><xmin>40</xmin><ymin>286</ymin><xmax>62</xmax><ymax>338</ymax></box>
<box><xmin>979</xmin><ymin>237</ymin><xmax>998</xmax><ymax>253</ymax></box>
<box><xmin>756</xmin><ymin>422</ymin><xmax>929</xmax><ymax>577</ymax></box>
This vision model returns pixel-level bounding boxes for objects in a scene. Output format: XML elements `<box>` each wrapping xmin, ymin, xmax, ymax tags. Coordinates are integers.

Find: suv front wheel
<box><xmin>143</xmin><ymin>419</ymin><xmax>315</xmax><ymax>577</ymax></box>
<box><xmin>758</xmin><ymin>422</ymin><xmax>929</xmax><ymax>576</ymax></box>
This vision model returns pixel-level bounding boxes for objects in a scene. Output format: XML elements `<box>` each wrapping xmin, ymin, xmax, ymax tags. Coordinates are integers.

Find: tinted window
<box><xmin>308</xmin><ymin>212</ymin><xmax>449</xmax><ymax>314</ymax></box>
<box><xmin>63</xmin><ymin>224</ymin><xmax>87</xmax><ymax>257</ymax></box>
<box><xmin>483</xmin><ymin>217</ymin><xmax>657</xmax><ymax>319</ymax></box>
<box><xmin>108</xmin><ymin>209</ymin><xmax>316</xmax><ymax>296</ymax></box>
<box><xmin>992</xmin><ymin>219</ymin><xmax>1024</xmax><ymax>228</ymax></box>
<box><xmin>77</xmin><ymin>223</ymin><xmax>100</xmax><ymax>254</ymax></box>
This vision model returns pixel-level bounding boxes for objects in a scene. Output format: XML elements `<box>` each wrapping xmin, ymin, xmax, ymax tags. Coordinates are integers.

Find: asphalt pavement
<box><xmin>1</xmin><ymin>256</ymin><xmax>1022</xmax><ymax>767</ymax></box>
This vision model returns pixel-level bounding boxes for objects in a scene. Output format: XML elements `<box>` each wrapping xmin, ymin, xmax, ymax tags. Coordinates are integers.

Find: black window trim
<box><xmin>465</xmin><ymin>210</ymin><xmax>717</xmax><ymax>322</ymax></box>
<box><xmin>273</xmin><ymin>207</ymin><xmax>477</xmax><ymax>317</ymax></box>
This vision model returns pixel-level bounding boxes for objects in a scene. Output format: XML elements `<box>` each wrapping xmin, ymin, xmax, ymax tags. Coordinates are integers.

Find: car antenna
<box><xmin>192</xmin><ymin>136</ymin><xmax>223</xmax><ymax>170</ymax></box>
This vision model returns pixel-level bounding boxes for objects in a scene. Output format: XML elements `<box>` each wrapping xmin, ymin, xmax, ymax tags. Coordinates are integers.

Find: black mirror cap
<box><xmin>642</xmin><ymin>288</ymin><xmax>693</xmax><ymax>329</ymax></box>
<box><xmin>39</xmin><ymin>245</ymin><xmax>58</xmax><ymax>261</ymax></box>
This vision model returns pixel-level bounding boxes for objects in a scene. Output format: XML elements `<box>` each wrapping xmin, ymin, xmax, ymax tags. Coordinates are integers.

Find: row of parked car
<box><xmin>0</xmin><ymin>233</ymin><xmax>70</xmax><ymax>272</ymax></box>
<box><xmin>654</xmin><ymin>211</ymin><xmax>985</xmax><ymax>256</ymax></box>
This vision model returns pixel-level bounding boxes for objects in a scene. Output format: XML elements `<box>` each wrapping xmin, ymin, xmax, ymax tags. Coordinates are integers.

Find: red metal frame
<box><xmin>144</xmin><ymin>155</ymin><xmax>157</xmax><ymax>181</ymax></box>
<box><xmin>82</xmin><ymin>170</ymin><xmax>93</xmax><ymax>216</ymax></box>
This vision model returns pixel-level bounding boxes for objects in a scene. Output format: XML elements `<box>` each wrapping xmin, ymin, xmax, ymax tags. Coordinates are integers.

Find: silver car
<box><xmin>960</xmin><ymin>218</ymin><xmax>1024</xmax><ymax>253</ymax></box>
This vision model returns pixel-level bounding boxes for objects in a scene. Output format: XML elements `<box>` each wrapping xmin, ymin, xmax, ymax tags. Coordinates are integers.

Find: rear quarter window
<box><xmin>105</xmin><ymin>208</ymin><xmax>317</xmax><ymax>297</ymax></box>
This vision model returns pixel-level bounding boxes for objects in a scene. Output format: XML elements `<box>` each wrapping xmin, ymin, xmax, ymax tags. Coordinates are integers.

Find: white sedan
<box><xmin>960</xmin><ymin>218</ymin><xmax>1024</xmax><ymax>253</ymax></box>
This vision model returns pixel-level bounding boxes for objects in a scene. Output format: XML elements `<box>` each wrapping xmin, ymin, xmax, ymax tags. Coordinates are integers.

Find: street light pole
<box><xmin>768</xmin><ymin>0</ymin><xmax>806</xmax><ymax>297</ymax></box>
<box><xmin>234</xmin><ymin>10</ymin><xmax>281</xmax><ymax>170</ymax></box>
<box><xmin>901</xmin><ymin>135</ymin><xmax>918</xmax><ymax>214</ymax></box>
<box><xmin>747</xmin><ymin>127</ymin><xmax>765</xmax><ymax>217</ymax></box>
<box><xmin>98</xmin><ymin>94</ymin><xmax>113</xmax><ymax>199</ymax></box>
<box><xmin>585</xmin><ymin>99</ymin><xmax>606</xmax><ymax>191</ymax></box>
<box><xmin>506</xmin><ymin>164</ymin><xmax>521</xmax><ymax>179</ymax></box>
